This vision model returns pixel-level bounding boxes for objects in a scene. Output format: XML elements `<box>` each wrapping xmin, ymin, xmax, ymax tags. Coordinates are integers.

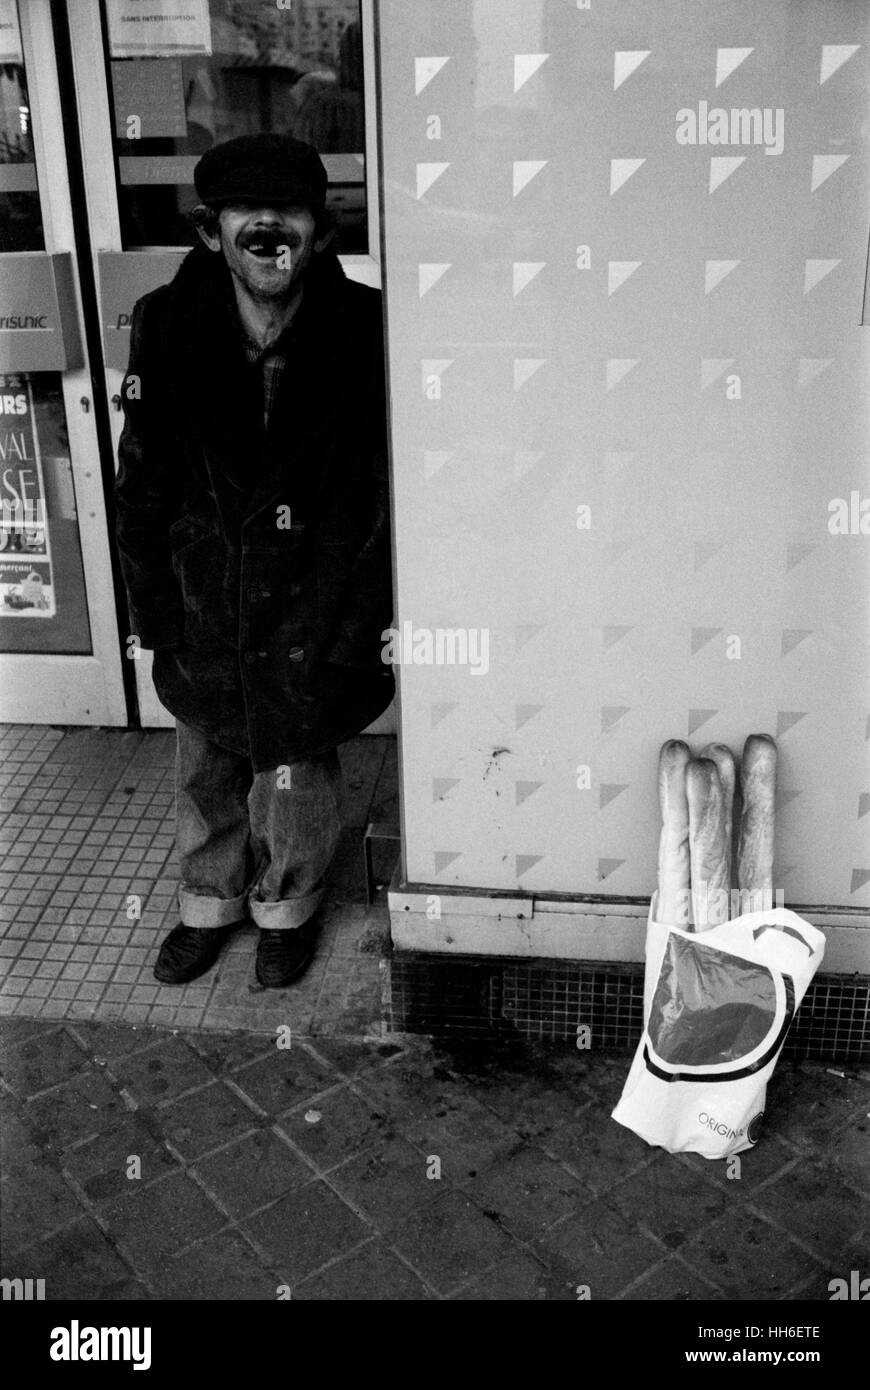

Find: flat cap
<box><xmin>193</xmin><ymin>134</ymin><xmax>328</xmax><ymax>210</ymax></box>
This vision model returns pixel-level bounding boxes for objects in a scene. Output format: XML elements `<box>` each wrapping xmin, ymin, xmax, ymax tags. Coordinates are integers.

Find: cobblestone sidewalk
<box><xmin>1</xmin><ymin>1019</ymin><xmax>868</xmax><ymax>1300</ymax></box>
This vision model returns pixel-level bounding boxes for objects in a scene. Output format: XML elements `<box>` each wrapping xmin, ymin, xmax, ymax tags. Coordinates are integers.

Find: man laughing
<box><xmin>114</xmin><ymin>135</ymin><xmax>394</xmax><ymax>989</ymax></box>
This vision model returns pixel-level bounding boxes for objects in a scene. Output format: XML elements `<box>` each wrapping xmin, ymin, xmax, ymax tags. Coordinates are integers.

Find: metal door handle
<box><xmin>80</xmin><ymin>396</ymin><xmax>90</xmax><ymax>413</ymax></box>
<box><xmin>111</xmin><ymin>394</ymin><xmax>122</xmax><ymax>411</ymax></box>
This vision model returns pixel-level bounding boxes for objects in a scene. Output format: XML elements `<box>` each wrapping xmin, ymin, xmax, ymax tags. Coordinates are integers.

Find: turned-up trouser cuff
<box><xmin>174</xmin><ymin>719</ymin><xmax>344</xmax><ymax>931</ymax></box>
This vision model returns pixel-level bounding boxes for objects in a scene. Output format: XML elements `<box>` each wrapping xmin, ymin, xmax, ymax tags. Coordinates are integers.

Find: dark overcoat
<box><xmin>114</xmin><ymin>243</ymin><xmax>395</xmax><ymax>772</ymax></box>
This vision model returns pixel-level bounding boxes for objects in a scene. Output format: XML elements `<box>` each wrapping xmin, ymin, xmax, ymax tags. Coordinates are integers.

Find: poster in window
<box><xmin>106</xmin><ymin>0</ymin><xmax>212</xmax><ymax>59</ymax></box>
<box><xmin>0</xmin><ymin>377</ymin><xmax>54</xmax><ymax>618</ymax></box>
<box><xmin>0</xmin><ymin>0</ymin><xmax>22</xmax><ymax>64</ymax></box>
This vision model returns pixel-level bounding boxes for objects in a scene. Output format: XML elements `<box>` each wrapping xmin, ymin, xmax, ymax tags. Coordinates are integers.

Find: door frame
<box><xmin>0</xmin><ymin>0</ymin><xmax>127</xmax><ymax>726</ymax></box>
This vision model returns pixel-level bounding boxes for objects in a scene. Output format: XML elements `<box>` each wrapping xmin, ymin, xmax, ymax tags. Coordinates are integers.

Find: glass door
<box><xmin>0</xmin><ymin>0</ymin><xmax>126</xmax><ymax>724</ymax></box>
<box><xmin>69</xmin><ymin>0</ymin><xmax>381</xmax><ymax>727</ymax></box>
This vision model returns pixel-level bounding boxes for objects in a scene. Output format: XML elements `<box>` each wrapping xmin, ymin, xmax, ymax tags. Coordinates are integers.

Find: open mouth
<box><xmin>241</xmin><ymin>234</ymin><xmax>292</xmax><ymax>261</ymax></box>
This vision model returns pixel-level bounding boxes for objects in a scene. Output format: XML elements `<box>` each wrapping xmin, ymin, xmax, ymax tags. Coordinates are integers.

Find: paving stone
<box><xmin>304</xmin><ymin>1037</ymin><xmax>406</xmax><ymax>1077</ymax></box>
<box><xmin>675</xmin><ymin>1136</ymin><xmax>800</xmax><ymax>1194</ymax></box>
<box><xmin>0</xmin><ymin>1159</ymin><xmax>81</xmax><ymax>1252</ymax></box>
<box><xmin>228</xmin><ymin>1046</ymin><xmax>333</xmax><ymax>1115</ymax></box>
<box><xmin>276</xmin><ymin>1082</ymin><xmax>395</xmax><ymax>1168</ymax></box>
<box><xmin>386</xmin><ymin>1189</ymin><xmax>519</xmax><ymax>1295</ymax></box>
<box><xmin>401</xmin><ymin>1093</ymin><xmax>525</xmax><ymax>1180</ymax></box>
<box><xmin>616</xmin><ymin>1257</ymin><xmax>726</xmax><ymax>1301</ymax></box>
<box><xmin>607</xmin><ymin>1154</ymin><xmax>731</xmax><ymax>1249</ymax></box>
<box><xmin>0</xmin><ymin>1216</ymin><xmax>138</xmax><ymax>1299</ymax></box>
<box><xmin>451</xmin><ymin>1249</ymin><xmax>555</xmax><ymax>1301</ymax></box>
<box><xmin>825</xmin><ymin>1116</ymin><xmax>870</xmax><ymax>1197</ymax></box>
<box><xmin>679</xmin><ymin>1208</ymin><xmax>826</xmax><ymax>1300</ymax></box>
<box><xmin>766</xmin><ymin>1068</ymin><xmax>868</xmax><ymax>1152</ymax></box>
<box><xmin>161</xmin><ymin>1229</ymin><xmax>278</xmax><ymax>1300</ymax></box>
<box><xmin>156</xmin><ymin>1081</ymin><xmax>259</xmax><ymax>1160</ymax></box>
<box><xmin>241</xmin><ymin>1179</ymin><xmax>370</xmax><ymax>1283</ymax></box>
<box><xmin>111</xmin><ymin>1037</ymin><xmax>216</xmax><ymax>1105</ymax></box>
<box><xmin>101</xmin><ymin>1171</ymin><xmax>227</xmax><ymax>1278</ymax></box>
<box><xmin>532</xmin><ymin>1197</ymin><xmax>664</xmax><ymax>1299</ymax></box>
<box><xmin>292</xmin><ymin>1239</ymin><xmax>432</xmax><ymax>1300</ymax></box>
<box><xmin>62</xmin><ymin>1115</ymin><xmax>180</xmax><ymax>1204</ymax></box>
<box><xmin>192</xmin><ymin>1130</ymin><xmax>311</xmax><ymax>1216</ymax></box>
<box><xmin>756</xmin><ymin>1162</ymin><xmax>870</xmax><ymax>1263</ymax></box>
<box><xmin>0</xmin><ymin>1026</ymin><xmax>88</xmax><ymax>1097</ymax></box>
<box><xmin>456</xmin><ymin>1144</ymin><xmax>592</xmax><ymax>1241</ymax></box>
<box><xmin>25</xmin><ymin>1067</ymin><xmax>127</xmax><ymax>1151</ymax></box>
<box><xmin>328</xmin><ymin>1134</ymin><xmax>448</xmax><ymax>1228</ymax></box>
<box><xmin>542</xmin><ymin>1104</ymin><xmax>659</xmax><ymax>1195</ymax></box>
<box><xmin>184</xmin><ymin>1030</ymin><xmax>275</xmax><ymax>1074</ymax></box>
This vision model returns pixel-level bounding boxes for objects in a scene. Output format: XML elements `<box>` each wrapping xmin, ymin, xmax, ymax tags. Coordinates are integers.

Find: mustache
<box><xmin>238</xmin><ymin>229</ymin><xmax>301</xmax><ymax>254</ymax></box>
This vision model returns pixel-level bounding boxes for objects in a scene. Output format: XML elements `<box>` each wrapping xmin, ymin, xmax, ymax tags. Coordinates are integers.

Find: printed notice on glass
<box><xmin>106</xmin><ymin>0</ymin><xmax>212</xmax><ymax>58</ymax></box>
<box><xmin>0</xmin><ymin>0</ymin><xmax>22</xmax><ymax>63</ymax></box>
<box><xmin>0</xmin><ymin>377</ymin><xmax>55</xmax><ymax>618</ymax></box>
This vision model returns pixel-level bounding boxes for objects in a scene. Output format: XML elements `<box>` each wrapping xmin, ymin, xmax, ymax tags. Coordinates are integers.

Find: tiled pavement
<box><xmin>0</xmin><ymin>725</ymin><xmax>398</xmax><ymax>1036</ymax></box>
<box><xmin>1</xmin><ymin>724</ymin><xmax>868</xmax><ymax>1300</ymax></box>
<box><xmin>1</xmin><ymin>1022</ymin><xmax>868</xmax><ymax>1300</ymax></box>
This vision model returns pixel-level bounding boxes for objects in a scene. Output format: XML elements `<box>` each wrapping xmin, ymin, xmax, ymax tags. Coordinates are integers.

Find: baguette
<box><xmin>699</xmin><ymin>742</ymin><xmax>737</xmax><ymax>904</ymax></box>
<box><xmin>656</xmin><ymin>740</ymin><xmax>691</xmax><ymax>925</ymax></box>
<box><xmin>737</xmin><ymin>733</ymin><xmax>777</xmax><ymax>913</ymax></box>
<box><xmin>686</xmin><ymin>758</ymin><xmax>730</xmax><ymax>929</ymax></box>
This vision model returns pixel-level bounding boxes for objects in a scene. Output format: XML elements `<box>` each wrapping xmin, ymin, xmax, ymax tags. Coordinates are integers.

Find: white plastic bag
<box><xmin>611</xmin><ymin>893</ymin><xmax>825</xmax><ymax>1158</ymax></box>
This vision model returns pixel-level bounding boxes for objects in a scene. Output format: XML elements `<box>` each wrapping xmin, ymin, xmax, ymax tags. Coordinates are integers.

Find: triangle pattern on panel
<box><xmin>781</xmin><ymin>629</ymin><xmax>812</xmax><ymax>657</ymax></box>
<box><xmin>608</xmin><ymin>260</ymin><xmax>642</xmax><ymax>295</ymax></box>
<box><xmin>797</xmin><ymin>358</ymin><xmax>834</xmax><ymax>389</ymax></box>
<box><xmin>614</xmin><ymin>50</ymin><xmax>650</xmax><ymax>89</ymax></box>
<box><xmin>416</xmin><ymin>162</ymin><xmax>450</xmax><ymax>198</ymax></box>
<box><xmin>513</xmin><ymin>261</ymin><xmax>546</xmax><ymax>296</ymax></box>
<box><xmin>431</xmin><ymin>702</ymin><xmax>457</xmax><ymax>727</ymax></box>
<box><xmin>858</xmin><ymin>793</ymin><xmax>870</xmax><ymax>821</ymax></box>
<box><xmin>421</xmin><ymin>359</ymin><xmax>453</xmax><ymax>388</ymax></box>
<box><xmin>434</xmin><ymin>851</ymin><xmax>461</xmax><ymax>874</ymax></box>
<box><xmin>715</xmin><ymin>47</ymin><xmax>754</xmax><ymax>87</ymax></box>
<box><xmin>514</xmin><ymin>450</ymin><xmax>544</xmax><ymax>478</ymax></box>
<box><xmin>514</xmin><ymin>357</ymin><xmax>546</xmax><ymax>390</ymax></box>
<box><xmin>688</xmin><ymin>708</ymin><xmax>718</xmax><ymax>736</ymax></box>
<box><xmin>515</xmin><ymin>625</ymin><xmax>542</xmax><ymax>652</ymax></box>
<box><xmin>811</xmin><ymin>154</ymin><xmax>850</xmax><ymax>191</ymax></box>
<box><xmin>514</xmin><ymin>53</ymin><xmax>549</xmax><ymax>92</ymax></box>
<box><xmin>603</xmin><ymin>625</ymin><xmax>633</xmax><ymax>651</ymax></box>
<box><xmin>850</xmin><ymin>868</ymin><xmax>870</xmax><ymax>894</ymax></box>
<box><xmin>600</xmin><ymin>783</ymin><xmax>628</xmax><ymax>808</ymax></box>
<box><xmin>516</xmin><ymin>781</ymin><xmax>543</xmax><ymax>805</ymax></box>
<box><xmin>709</xmin><ymin>156</ymin><xmax>746</xmax><ymax>193</ymax></box>
<box><xmin>598</xmin><ymin>858</ymin><xmax>626</xmax><ymax>880</ymax></box>
<box><xmin>610</xmin><ymin>158</ymin><xmax>645</xmax><ymax>194</ymax></box>
<box><xmin>701</xmin><ymin>358</ymin><xmax>735</xmax><ymax>390</ymax></box>
<box><xmin>776</xmin><ymin>789</ymin><xmax>801</xmax><ymax>809</ymax></box>
<box><xmin>415</xmin><ymin>56</ymin><xmax>450</xmax><ymax>95</ymax></box>
<box><xmin>601</xmin><ymin>706</ymin><xmax>631</xmax><ymax>734</ymax></box>
<box><xmin>516</xmin><ymin>854</ymin><xmax>543</xmax><ymax>878</ymax></box>
<box><xmin>694</xmin><ymin>541</ymin><xmax>725</xmax><ymax>571</ymax></box>
<box><xmin>776</xmin><ymin>710</ymin><xmax>806</xmax><ymax>737</ymax></box>
<box><xmin>705</xmin><ymin>259</ymin><xmax>741</xmax><ymax>295</ymax></box>
<box><xmin>424</xmin><ymin>450</ymin><xmax>454</xmax><ymax>479</ymax></box>
<box><xmin>606</xmin><ymin>358</ymin><xmax>639</xmax><ymax>391</ymax></box>
<box><xmin>820</xmin><ymin>44</ymin><xmax>860</xmax><ymax>84</ymax></box>
<box><xmin>433</xmin><ymin>778</ymin><xmax>459</xmax><ymax>801</ymax></box>
<box><xmin>804</xmin><ymin>259</ymin><xmax>841</xmax><ymax>293</ymax></box>
<box><xmin>691</xmin><ymin>627</ymin><xmax>722</xmax><ymax>655</ymax></box>
<box><xmin>516</xmin><ymin>703</ymin><xmax>543</xmax><ymax>728</ymax></box>
<box><xmin>513</xmin><ymin>159</ymin><xmax>548</xmax><ymax>196</ymax></box>
<box><xmin>786</xmin><ymin>542</ymin><xmax>819</xmax><ymax>572</ymax></box>
<box><xmin>419</xmin><ymin>262</ymin><xmax>451</xmax><ymax>297</ymax></box>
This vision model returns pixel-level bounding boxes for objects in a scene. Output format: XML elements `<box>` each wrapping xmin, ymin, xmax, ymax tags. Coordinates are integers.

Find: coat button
<box><xmin>288</xmin><ymin>646</ymin><xmax>305</xmax><ymax>662</ymax></box>
<box><xmin>243</xmin><ymin>651</ymin><xmax>257</xmax><ymax>665</ymax></box>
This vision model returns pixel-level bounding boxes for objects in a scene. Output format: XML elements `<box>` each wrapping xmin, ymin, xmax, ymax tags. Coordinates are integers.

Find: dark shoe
<box><xmin>153</xmin><ymin>922</ymin><xmax>238</xmax><ymax>985</ymax></box>
<box><xmin>255</xmin><ymin>918</ymin><xmax>321</xmax><ymax>988</ymax></box>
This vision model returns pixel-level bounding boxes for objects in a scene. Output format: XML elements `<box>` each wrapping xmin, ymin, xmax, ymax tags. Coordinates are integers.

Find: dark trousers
<box><xmin>175</xmin><ymin>719</ymin><xmax>344</xmax><ymax>930</ymax></box>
